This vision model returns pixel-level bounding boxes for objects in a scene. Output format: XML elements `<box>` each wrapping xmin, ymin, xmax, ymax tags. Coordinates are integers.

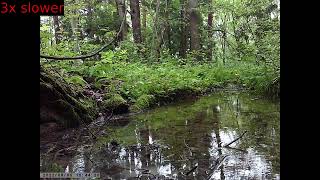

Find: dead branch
<box><xmin>185</xmin><ymin>165</ymin><xmax>198</xmax><ymax>176</ymax></box>
<box><xmin>206</xmin><ymin>155</ymin><xmax>229</xmax><ymax>180</ymax></box>
<box><xmin>224</xmin><ymin>146</ymin><xmax>247</xmax><ymax>153</ymax></box>
<box><xmin>223</xmin><ymin>131</ymin><xmax>247</xmax><ymax>147</ymax></box>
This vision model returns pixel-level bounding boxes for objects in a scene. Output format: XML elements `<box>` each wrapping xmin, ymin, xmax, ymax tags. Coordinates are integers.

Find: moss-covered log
<box><xmin>40</xmin><ymin>66</ymin><xmax>98</xmax><ymax>128</ymax></box>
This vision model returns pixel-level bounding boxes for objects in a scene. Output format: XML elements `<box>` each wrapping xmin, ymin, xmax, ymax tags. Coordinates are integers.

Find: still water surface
<box><xmin>45</xmin><ymin>92</ymin><xmax>280</xmax><ymax>180</ymax></box>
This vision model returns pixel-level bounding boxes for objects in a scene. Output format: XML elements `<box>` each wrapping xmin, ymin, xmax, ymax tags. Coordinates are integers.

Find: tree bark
<box><xmin>115</xmin><ymin>0</ymin><xmax>127</xmax><ymax>41</ymax></box>
<box><xmin>179</xmin><ymin>0</ymin><xmax>187</xmax><ymax>58</ymax></box>
<box><xmin>52</xmin><ymin>16</ymin><xmax>61</xmax><ymax>44</ymax></box>
<box><xmin>207</xmin><ymin>1</ymin><xmax>213</xmax><ymax>61</ymax></box>
<box><xmin>86</xmin><ymin>0</ymin><xmax>94</xmax><ymax>39</ymax></box>
<box><xmin>141</xmin><ymin>0</ymin><xmax>147</xmax><ymax>42</ymax></box>
<box><xmin>153</xmin><ymin>0</ymin><xmax>161</xmax><ymax>60</ymax></box>
<box><xmin>164</xmin><ymin>0</ymin><xmax>171</xmax><ymax>52</ymax></box>
<box><xmin>189</xmin><ymin>0</ymin><xmax>200</xmax><ymax>51</ymax></box>
<box><xmin>129</xmin><ymin>0</ymin><xmax>142</xmax><ymax>43</ymax></box>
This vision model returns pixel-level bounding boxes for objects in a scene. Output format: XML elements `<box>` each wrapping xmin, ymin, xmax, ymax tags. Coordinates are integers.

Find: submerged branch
<box><xmin>223</xmin><ymin>131</ymin><xmax>247</xmax><ymax>147</ymax></box>
<box><xmin>185</xmin><ymin>165</ymin><xmax>198</xmax><ymax>176</ymax></box>
<box><xmin>207</xmin><ymin>155</ymin><xmax>229</xmax><ymax>180</ymax></box>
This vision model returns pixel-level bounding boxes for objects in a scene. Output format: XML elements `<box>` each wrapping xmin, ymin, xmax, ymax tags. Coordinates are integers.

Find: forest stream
<box><xmin>40</xmin><ymin>91</ymin><xmax>279</xmax><ymax>180</ymax></box>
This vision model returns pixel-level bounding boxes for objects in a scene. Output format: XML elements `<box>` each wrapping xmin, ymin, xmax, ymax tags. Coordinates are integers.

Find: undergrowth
<box><xmin>42</xmin><ymin>50</ymin><xmax>279</xmax><ymax>112</ymax></box>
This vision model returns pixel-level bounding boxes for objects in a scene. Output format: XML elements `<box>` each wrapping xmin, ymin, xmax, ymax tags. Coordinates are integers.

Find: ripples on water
<box><xmin>41</xmin><ymin>92</ymin><xmax>280</xmax><ymax>180</ymax></box>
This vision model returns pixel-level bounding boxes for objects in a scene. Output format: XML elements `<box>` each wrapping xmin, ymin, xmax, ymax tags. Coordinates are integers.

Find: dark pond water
<box><xmin>41</xmin><ymin>92</ymin><xmax>280</xmax><ymax>180</ymax></box>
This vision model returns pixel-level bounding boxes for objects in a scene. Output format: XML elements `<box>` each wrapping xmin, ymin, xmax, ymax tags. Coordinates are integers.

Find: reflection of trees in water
<box><xmin>78</xmin><ymin>93</ymin><xmax>280</xmax><ymax>179</ymax></box>
<box><xmin>211</xmin><ymin>105</ymin><xmax>225</xmax><ymax>180</ymax></box>
<box><xmin>222</xmin><ymin>95</ymin><xmax>280</xmax><ymax>178</ymax></box>
<box><xmin>140</xmin><ymin>128</ymin><xmax>150</xmax><ymax>169</ymax></box>
<box><xmin>193</xmin><ymin>111</ymin><xmax>212</xmax><ymax>179</ymax></box>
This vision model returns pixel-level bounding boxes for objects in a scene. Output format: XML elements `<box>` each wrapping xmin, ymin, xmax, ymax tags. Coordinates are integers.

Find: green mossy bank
<box><xmin>40</xmin><ymin>60</ymin><xmax>279</xmax><ymax>128</ymax></box>
<box><xmin>40</xmin><ymin>66</ymin><xmax>98</xmax><ymax>128</ymax></box>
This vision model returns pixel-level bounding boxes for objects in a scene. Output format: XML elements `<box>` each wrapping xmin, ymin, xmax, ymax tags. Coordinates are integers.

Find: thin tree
<box><xmin>189</xmin><ymin>0</ymin><xmax>200</xmax><ymax>51</ymax></box>
<box><xmin>207</xmin><ymin>0</ymin><xmax>214</xmax><ymax>61</ymax></box>
<box><xmin>52</xmin><ymin>16</ymin><xmax>61</xmax><ymax>44</ymax></box>
<box><xmin>115</xmin><ymin>0</ymin><xmax>127</xmax><ymax>41</ymax></box>
<box><xmin>141</xmin><ymin>0</ymin><xmax>147</xmax><ymax>42</ymax></box>
<box><xmin>129</xmin><ymin>0</ymin><xmax>142</xmax><ymax>43</ymax></box>
<box><xmin>179</xmin><ymin>0</ymin><xmax>188</xmax><ymax>58</ymax></box>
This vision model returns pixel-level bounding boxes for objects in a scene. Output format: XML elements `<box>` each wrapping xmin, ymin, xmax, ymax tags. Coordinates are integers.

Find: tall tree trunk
<box><xmin>153</xmin><ymin>0</ymin><xmax>161</xmax><ymax>60</ymax></box>
<box><xmin>86</xmin><ymin>0</ymin><xmax>94</xmax><ymax>39</ymax></box>
<box><xmin>207</xmin><ymin>1</ymin><xmax>213</xmax><ymax>61</ymax></box>
<box><xmin>164</xmin><ymin>0</ymin><xmax>171</xmax><ymax>53</ymax></box>
<box><xmin>189</xmin><ymin>0</ymin><xmax>200</xmax><ymax>51</ymax></box>
<box><xmin>52</xmin><ymin>16</ymin><xmax>61</xmax><ymax>44</ymax></box>
<box><xmin>231</xmin><ymin>12</ymin><xmax>242</xmax><ymax>60</ymax></box>
<box><xmin>141</xmin><ymin>0</ymin><xmax>147</xmax><ymax>42</ymax></box>
<box><xmin>179</xmin><ymin>0</ymin><xmax>187</xmax><ymax>58</ymax></box>
<box><xmin>115</xmin><ymin>0</ymin><xmax>127</xmax><ymax>41</ymax></box>
<box><xmin>220</xmin><ymin>13</ymin><xmax>227</xmax><ymax>65</ymax></box>
<box><xmin>70</xmin><ymin>17</ymin><xmax>80</xmax><ymax>53</ymax></box>
<box><xmin>129</xmin><ymin>0</ymin><xmax>142</xmax><ymax>43</ymax></box>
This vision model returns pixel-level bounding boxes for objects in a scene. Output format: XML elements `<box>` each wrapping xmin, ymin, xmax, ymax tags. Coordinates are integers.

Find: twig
<box><xmin>223</xmin><ymin>131</ymin><xmax>247</xmax><ymax>147</ymax></box>
<box><xmin>185</xmin><ymin>165</ymin><xmax>198</xmax><ymax>176</ymax></box>
<box><xmin>206</xmin><ymin>155</ymin><xmax>229</xmax><ymax>180</ymax></box>
<box><xmin>92</xmin><ymin>111</ymin><xmax>113</xmax><ymax>137</ymax></box>
<box><xmin>184</xmin><ymin>139</ymin><xmax>192</xmax><ymax>156</ymax></box>
<box><xmin>224</xmin><ymin>146</ymin><xmax>247</xmax><ymax>153</ymax></box>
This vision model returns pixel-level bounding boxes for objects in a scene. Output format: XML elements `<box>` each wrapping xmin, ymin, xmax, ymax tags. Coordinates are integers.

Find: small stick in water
<box><xmin>223</xmin><ymin>131</ymin><xmax>247</xmax><ymax>147</ymax></box>
<box><xmin>185</xmin><ymin>165</ymin><xmax>198</xmax><ymax>176</ymax></box>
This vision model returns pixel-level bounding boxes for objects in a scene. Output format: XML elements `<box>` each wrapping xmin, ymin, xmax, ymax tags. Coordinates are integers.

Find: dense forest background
<box><xmin>40</xmin><ymin>0</ymin><xmax>280</xmax><ymax>127</ymax></box>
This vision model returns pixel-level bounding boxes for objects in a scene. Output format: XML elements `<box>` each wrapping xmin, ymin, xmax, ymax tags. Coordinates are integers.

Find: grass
<box><xmin>43</xmin><ymin>56</ymin><xmax>279</xmax><ymax>112</ymax></box>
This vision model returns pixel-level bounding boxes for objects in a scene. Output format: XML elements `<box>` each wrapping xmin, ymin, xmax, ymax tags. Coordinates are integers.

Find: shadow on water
<box><xmin>41</xmin><ymin>92</ymin><xmax>280</xmax><ymax>180</ymax></box>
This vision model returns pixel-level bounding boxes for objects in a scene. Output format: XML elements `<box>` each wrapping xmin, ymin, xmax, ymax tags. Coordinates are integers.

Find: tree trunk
<box><xmin>86</xmin><ymin>0</ymin><xmax>94</xmax><ymax>39</ymax></box>
<box><xmin>189</xmin><ymin>0</ymin><xmax>200</xmax><ymax>51</ymax></box>
<box><xmin>153</xmin><ymin>0</ymin><xmax>161</xmax><ymax>60</ymax></box>
<box><xmin>129</xmin><ymin>0</ymin><xmax>142</xmax><ymax>43</ymax></box>
<box><xmin>115</xmin><ymin>0</ymin><xmax>127</xmax><ymax>41</ymax></box>
<box><xmin>52</xmin><ymin>16</ymin><xmax>61</xmax><ymax>44</ymax></box>
<box><xmin>179</xmin><ymin>0</ymin><xmax>187</xmax><ymax>58</ymax></box>
<box><xmin>164</xmin><ymin>0</ymin><xmax>171</xmax><ymax>53</ymax></box>
<box><xmin>141</xmin><ymin>0</ymin><xmax>147</xmax><ymax>42</ymax></box>
<box><xmin>70</xmin><ymin>16</ymin><xmax>80</xmax><ymax>52</ymax></box>
<box><xmin>207</xmin><ymin>1</ymin><xmax>213</xmax><ymax>61</ymax></box>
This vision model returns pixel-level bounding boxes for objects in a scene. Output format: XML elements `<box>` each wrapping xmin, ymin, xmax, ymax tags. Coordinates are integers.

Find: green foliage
<box><xmin>46</xmin><ymin>46</ymin><xmax>278</xmax><ymax>106</ymax></box>
<box><xmin>65</xmin><ymin>75</ymin><xmax>87</xmax><ymax>87</ymax></box>
<box><xmin>40</xmin><ymin>0</ymin><xmax>280</xmax><ymax>111</ymax></box>
<box><xmin>40</xmin><ymin>161</ymin><xmax>64</xmax><ymax>172</ymax></box>
<box><xmin>130</xmin><ymin>94</ymin><xmax>156</xmax><ymax>112</ymax></box>
<box><xmin>101</xmin><ymin>93</ymin><xmax>129</xmax><ymax>113</ymax></box>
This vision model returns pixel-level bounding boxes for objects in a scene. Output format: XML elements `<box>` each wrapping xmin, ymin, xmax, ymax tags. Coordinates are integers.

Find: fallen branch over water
<box><xmin>223</xmin><ymin>131</ymin><xmax>247</xmax><ymax>147</ymax></box>
<box><xmin>185</xmin><ymin>165</ymin><xmax>198</xmax><ymax>176</ymax></box>
<box><xmin>224</xmin><ymin>146</ymin><xmax>248</xmax><ymax>153</ymax></box>
<box><xmin>207</xmin><ymin>155</ymin><xmax>229</xmax><ymax>180</ymax></box>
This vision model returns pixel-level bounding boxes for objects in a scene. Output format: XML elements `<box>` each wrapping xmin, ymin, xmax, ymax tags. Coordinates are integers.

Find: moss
<box><xmin>67</xmin><ymin>95</ymin><xmax>98</xmax><ymax>123</ymax></box>
<box><xmin>40</xmin><ymin>66</ymin><xmax>98</xmax><ymax>128</ymax></box>
<box><xmin>130</xmin><ymin>94</ymin><xmax>156</xmax><ymax>112</ymax></box>
<box><xmin>40</xmin><ymin>162</ymin><xmax>64</xmax><ymax>172</ymax></box>
<box><xmin>101</xmin><ymin>93</ymin><xmax>129</xmax><ymax>114</ymax></box>
<box><xmin>54</xmin><ymin>100</ymin><xmax>81</xmax><ymax>128</ymax></box>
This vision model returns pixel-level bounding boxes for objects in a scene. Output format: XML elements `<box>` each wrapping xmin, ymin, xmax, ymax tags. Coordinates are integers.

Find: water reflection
<box><xmin>46</xmin><ymin>92</ymin><xmax>280</xmax><ymax>179</ymax></box>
